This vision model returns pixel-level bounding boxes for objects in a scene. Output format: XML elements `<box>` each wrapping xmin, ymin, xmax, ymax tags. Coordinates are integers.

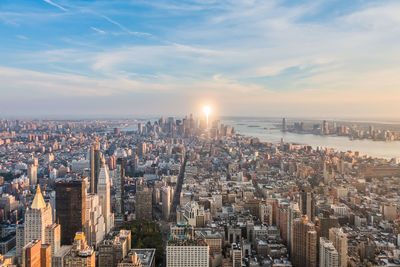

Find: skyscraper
<box><xmin>24</xmin><ymin>185</ymin><xmax>53</xmax><ymax>247</ymax></box>
<box><xmin>292</xmin><ymin>216</ymin><xmax>317</xmax><ymax>267</ymax></box>
<box><xmin>329</xmin><ymin>228</ymin><xmax>348</xmax><ymax>267</ymax></box>
<box><xmin>115</xmin><ymin>158</ymin><xmax>126</xmax><ymax>222</ymax></box>
<box><xmin>27</xmin><ymin>164</ymin><xmax>38</xmax><ymax>186</ymax></box>
<box><xmin>282</xmin><ymin>118</ymin><xmax>287</xmax><ymax>132</ymax></box>
<box><xmin>90</xmin><ymin>145</ymin><xmax>101</xmax><ymax>194</ymax></box>
<box><xmin>56</xmin><ymin>179</ymin><xmax>86</xmax><ymax>245</ymax></box>
<box><xmin>97</xmin><ymin>164</ymin><xmax>114</xmax><ymax>234</ymax></box>
<box><xmin>287</xmin><ymin>202</ymin><xmax>301</xmax><ymax>254</ymax></box>
<box><xmin>162</xmin><ymin>186</ymin><xmax>171</xmax><ymax>221</ymax></box>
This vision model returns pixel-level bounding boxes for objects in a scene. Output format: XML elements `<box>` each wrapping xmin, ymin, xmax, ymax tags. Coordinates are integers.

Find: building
<box><xmin>319</xmin><ymin>237</ymin><xmax>338</xmax><ymax>267</ymax></box>
<box><xmin>115</xmin><ymin>158</ymin><xmax>126</xmax><ymax>222</ymax></box>
<box><xmin>27</xmin><ymin>165</ymin><xmax>38</xmax><ymax>186</ymax></box>
<box><xmin>287</xmin><ymin>202</ymin><xmax>301</xmax><ymax>254</ymax></box>
<box><xmin>119</xmin><ymin>249</ymin><xmax>156</xmax><ymax>267</ymax></box>
<box><xmin>166</xmin><ymin>239</ymin><xmax>209</xmax><ymax>267</ymax></box>
<box><xmin>56</xmin><ymin>179</ymin><xmax>86</xmax><ymax>245</ymax></box>
<box><xmin>292</xmin><ymin>216</ymin><xmax>317</xmax><ymax>267</ymax></box>
<box><xmin>97</xmin><ymin>164</ymin><xmax>114</xmax><ymax>234</ymax></box>
<box><xmin>89</xmin><ymin>145</ymin><xmax>101</xmax><ymax>194</ymax></box>
<box><xmin>85</xmin><ymin>194</ymin><xmax>105</xmax><ymax>247</ymax></box>
<box><xmin>329</xmin><ymin>228</ymin><xmax>347</xmax><ymax>267</ymax></box>
<box><xmin>40</xmin><ymin>244</ymin><xmax>51</xmax><ymax>267</ymax></box>
<box><xmin>98</xmin><ymin>230</ymin><xmax>131</xmax><ymax>267</ymax></box>
<box><xmin>135</xmin><ymin>186</ymin><xmax>153</xmax><ymax>221</ymax></box>
<box><xmin>64</xmin><ymin>232</ymin><xmax>95</xmax><ymax>267</ymax></box>
<box><xmin>22</xmin><ymin>240</ymin><xmax>41</xmax><ymax>267</ymax></box>
<box><xmin>22</xmin><ymin>185</ymin><xmax>54</xmax><ymax>260</ymax></box>
<box><xmin>44</xmin><ymin>223</ymin><xmax>61</xmax><ymax>259</ymax></box>
<box><xmin>231</xmin><ymin>243</ymin><xmax>242</xmax><ymax>267</ymax></box>
<box><xmin>162</xmin><ymin>186</ymin><xmax>171</xmax><ymax>221</ymax></box>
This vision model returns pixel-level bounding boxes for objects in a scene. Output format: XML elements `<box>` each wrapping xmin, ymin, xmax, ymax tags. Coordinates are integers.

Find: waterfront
<box><xmin>224</xmin><ymin>118</ymin><xmax>400</xmax><ymax>160</ymax></box>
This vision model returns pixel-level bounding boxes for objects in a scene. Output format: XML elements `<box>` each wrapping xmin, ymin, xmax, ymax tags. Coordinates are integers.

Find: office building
<box><xmin>90</xmin><ymin>145</ymin><xmax>102</xmax><ymax>194</ymax></box>
<box><xmin>166</xmin><ymin>239</ymin><xmax>209</xmax><ymax>267</ymax></box>
<box><xmin>135</xmin><ymin>186</ymin><xmax>153</xmax><ymax>221</ymax></box>
<box><xmin>162</xmin><ymin>186</ymin><xmax>171</xmax><ymax>221</ymax></box>
<box><xmin>56</xmin><ymin>179</ymin><xmax>86</xmax><ymax>245</ymax></box>
<box><xmin>97</xmin><ymin>164</ymin><xmax>114</xmax><ymax>234</ymax></box>
<box><xmin>292</xmin><ymin>216</ymin><xmax>317</xmax><ymax>267</ymax></box>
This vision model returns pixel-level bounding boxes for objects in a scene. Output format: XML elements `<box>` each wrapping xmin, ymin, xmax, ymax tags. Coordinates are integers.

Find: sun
<box><xmin>203</xmin><ymin>105</ymin><xmax>211</xmax><ymax>116</ymax></box>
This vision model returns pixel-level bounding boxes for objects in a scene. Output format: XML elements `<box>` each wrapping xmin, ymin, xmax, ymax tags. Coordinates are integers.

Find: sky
<box><xmin>0</xmin><ymin>0</ymin><xmax>399</xmax><ymax>119</ymax></box>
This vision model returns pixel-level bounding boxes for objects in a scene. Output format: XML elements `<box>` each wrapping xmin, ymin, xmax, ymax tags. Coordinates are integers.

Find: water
<box><xmin>223</xmin><ymin>118</ymin><xmax>400</xmax><ymax>160</ymax></box>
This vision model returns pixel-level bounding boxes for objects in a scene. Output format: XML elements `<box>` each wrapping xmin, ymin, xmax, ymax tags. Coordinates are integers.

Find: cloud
<box><xmin>43</xmin><ymin>0</ymin><xmax>68</xmax><ymax>12</ymax></box>
<box><xmin>90</xmin><ymin>26</ymin><xmax>106</xmax><ymax>34</ymax></box>
<box><xmin>100</xmin><ymin>14</ymin><xmax>151</xmax><ymax>37</ymax></box>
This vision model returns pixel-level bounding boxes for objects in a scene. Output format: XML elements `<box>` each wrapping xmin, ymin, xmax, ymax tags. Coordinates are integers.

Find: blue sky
<box><xmin>0</xmin><ymin>0</ymin><xmax>399</xmax><ymax>118</ymax></box>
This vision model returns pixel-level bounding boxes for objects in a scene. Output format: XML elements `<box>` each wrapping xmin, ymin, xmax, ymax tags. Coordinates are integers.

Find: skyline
<box><xmin>1</xmin><ymin>0</ymin><xmax>400</xmax><ymax>118</ymax></box>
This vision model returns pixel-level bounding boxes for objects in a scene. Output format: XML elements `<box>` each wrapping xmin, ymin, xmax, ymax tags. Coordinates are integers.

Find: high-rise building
<box><xmin>97</xmin><ymin>164</ymin><xmax>114</xmax><ymax>234</ymax></box>
<box><xmin>115</xmin><ymin>158</ymin><xmax>126</xmax><ymax>222</ymax></box>
<box><xmin>45</xmin><ymin>223</ymin><xmax>61</xmax><ymax>258</ymax></box>
<box><xmin>162</xmin><ymin>186</ymin><xmax>171</xmax><ymax>221</ymax></box>
<box><xmin>85</xmin><ymin>194</ymin><xmax>105</xmax><ymax>247</ymax></box>
<box><xmin>138</xmin><ymin>143</ymin><xmax>146</xmax><ymax>156</ymax></box>
<box><xmin>166</xmin><ymin>239</ymin><xmax>209</xmax><ymax>267</ymax></box>
<box><xmin>287</xmin><ymin>202</ymin><xmax>301</xmax><ymax>254</ymax></box>
<box><xmin>135</xmin><ymin>186</ymin><xmax>153</xmax><ymax>221</ymax></box>
<box><xmin>98</xmin><ymin>230</ymin><xmax>131</xmax><ymax>267</ymax></box>
<box><xmin>40</xmin><ymin>244</ymin><xmax>52</xmax><ymax>267</ymax></box>
<box><xmin>89</xmin><ymin>145</ymin><xmax>102</xmax><ymax>194</ymax></box>
<box><xmin>319</xmin><ymin>237</ymin><xmax>339</xmax><ymax>267</ymax></box>
<box><xmin>64</xmin><ymin>232</ymin><xmax>95</xmax><ymax>267</ymax></box>
<box><xmin>24</xmin><ymin>185</ymin><xmax>53</xmax><ymax>250</ymax></box>
<box><xmin>300</xmin><ymin>187</ymin><xmax>315</xmax><ymax>221</ymax></box>
<box><xmin>318</xmin><ymin>215</ymin><xmax>339</xmax><ymax>239</ymax></box>
<box><xmin>56</xmin><ymin>179</ymin><xmax>86</xmax><ymax>245</ymax></box>
<box><xmin>329</xmin><ymin>228</ymin><xmax>348</xmax><ymax>267</ymax></box>
<box><xmin>292</xmin><ymin>216</ymin><xmax>317</xmax><ymax>267</ymax></box>
<box><xmin>27</xmin><ymin>164</ymin><xmax>38</xmax><ymax>186</ymax></box>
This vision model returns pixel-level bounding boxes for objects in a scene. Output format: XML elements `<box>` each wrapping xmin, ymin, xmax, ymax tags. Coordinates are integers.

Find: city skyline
<box><xmin>1</xmin><ymin>0</ymin><xmax>399</xmax><ymax>118</ymax></box>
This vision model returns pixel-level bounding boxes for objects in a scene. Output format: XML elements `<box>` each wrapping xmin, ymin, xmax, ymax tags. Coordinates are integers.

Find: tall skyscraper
<box><xmin>329</xmin><ymin>228</ymin><xmax>348</xmax><ymax>267</ymax></box>
<box><xmin>115</xmin><ymin>158</ymin><xmax>126</xmax><ymax>221</ymax></box>
<box><xmin>97</xmin><ymin>164</ymin><xmax>114</xmax><ymax>234</ymax></box>
<box><xmin>24</xmin><ymin>185</ymin><xmax>53</xmax><ymax>249</ymax></box>
<box><xmin>319</xmin><ymin>237</ymin><xmax>339</xmax><ymax>267</ymax></box>
<box><xmin>292</xmin><ymin>216</ymin><xmax>317</xmax><ymax>267</ymax></box>
<box><xmin>27</xmin><ymin>164</ymin><xmax>38</xmax><ymax>186</ymax></box>
<box><xmin>85</xmin><ymin>194</ymin><xmax>105</xmax><ymax>247</ymax></box>
<box><xmin>56</xmin><ymin>179</ymin><xmax>86</xmax><ymax>245</ymax></box>
<box><xmin>22</xmin><ymin>240</ymin><xmax>41</xmax><ymax>267</ymax></box>
<box><xmin>162</xmin><ymin>186</ymin><xmax>171</xmax><ymax>221</ymax></box>
<box><xmin>300</xmin><ymin>187</ymin><xmax>315</xmax><ymax>221</ymax></box>
<box><xmin>90</xmin><ymin>145</ymin><xmax>101</xmax><ymax>194</ymax></box>
<box><xmin>287</xmin><ymin>202</ymin><xmax>301</xmax><ymax>254</ymax></box>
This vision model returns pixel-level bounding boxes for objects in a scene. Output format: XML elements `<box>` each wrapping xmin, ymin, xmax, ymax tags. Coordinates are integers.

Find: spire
<box><xmin>31</xmin><ymin>184</ymin><xmax>46</xmax><ymax>209</ymax></box>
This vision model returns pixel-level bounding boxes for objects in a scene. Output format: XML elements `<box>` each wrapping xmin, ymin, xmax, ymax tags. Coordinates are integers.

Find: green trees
<box><xmin>121</xmin><ymin>219</ymin><xmax>164</xmax><ymax>265</ymax></box>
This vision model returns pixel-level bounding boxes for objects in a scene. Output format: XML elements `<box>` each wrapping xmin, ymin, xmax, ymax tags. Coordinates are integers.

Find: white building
<box><xmin>166</xmin><ymin>240</ymin><xmax>209</xmax><ymax>267</ymax></box>
<box><xmin>320</xmin><ymin>237</ymin><xmax>339</xmax><ymax>267</ymax></box>
<box><xmin>98</xmin><ymin>164</ymin><xmax>114</xmax><ymax>234</ymax></box>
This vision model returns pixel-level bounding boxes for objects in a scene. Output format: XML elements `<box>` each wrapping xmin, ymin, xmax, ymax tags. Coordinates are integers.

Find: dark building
<box><xmin>56</xmin><ymin>179</ymin><xmax>86</xmax><ymax>245</ymax></box>
<box><xmin>90</xmin><ymin>145</ymin><xmax>102</xmax><ymax>194</ymax></box>
<box><xmin>135</xmin><ymin>186</ymin><xmax>153</xmax><ymax>221</ymax></box>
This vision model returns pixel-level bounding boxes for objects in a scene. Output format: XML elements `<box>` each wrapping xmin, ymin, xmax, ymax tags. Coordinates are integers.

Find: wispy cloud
<box><xmin>43</xmin><ymin>0</ymin><xmax>68</xmax><ymax>12</ymax></box>
<box><xmin>90</xmin><ymin>26</ymin><xmax>106</xmax><ymax>34</ymax></box>
<box><xmin>100</xmin><ymin>14</ymin><xmax>151</xmax><ymax>37</ymax></box>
